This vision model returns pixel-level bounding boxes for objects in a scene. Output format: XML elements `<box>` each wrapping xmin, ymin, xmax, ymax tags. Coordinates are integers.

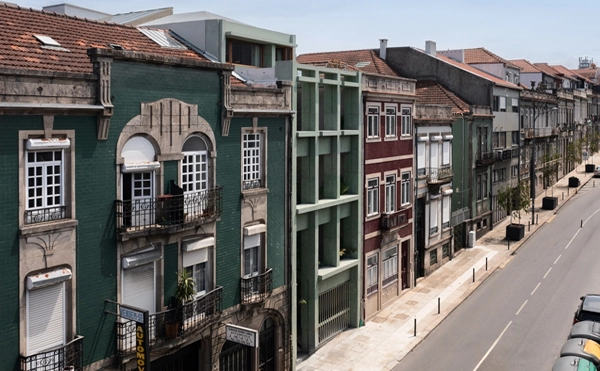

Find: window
<box><xmin>499</xmin><ymin>132</ymin><xmax>506</xmax><ymax>148</ymax></box>
<box><xmin>430</xmin><ymin>249</ymin><xmax>438</xmax><ymax>265</ymax></box>
<box><xmin>183</xmin><ymin>238</ymin><xmax>213</xmax><ymax>297</ymax></box>
<box><xmin>442</xmin><ymin>195</ymin><xmax>450</xmax><ymax>230</ymax></box>
<box><xmin>385</xmin><ymin>106</ymin><xmax>397</xmax><ymax>137</ymax></box>
<box><xmin>367</xmin><ymin>106</ymin><xmax>380</xmax><ymax>138</ymax></box>
<box><xmin>366</xmin><ymin>254</ymin><xmax>378</xmax><ymax>295</ymax></box>
<box><xmin>226</xmin><ymin>38</ymin><xmax>263</xmax><ymax>67</ymax></box>
<box><xmin>243</xmin><ymin>133</ymin><xmax>262</xmax><ymax>190</ymax></box>
<box><xmin>492</xmin><ymin>169</ymin><xmax>506</xmax><ymax>183</ymax></box>
<box><xmin>512</xmin><ymin>131</ymin><xmax>519</xmax><ymax>146</ymax></box>
<box><xmin>367</xmin><ymin>178</ymin><xmax>379</xmax><ymax>216</ymax></box>
<box><xmin>417</xmin><ymin>142</ymin><xmax>426</xmax><ymax>176</ymax></box>
<box><xmin>401</xmin><ymin>172</ymin><xmax>410</xmax><ymax>206</ymax></box>
<box><xmin>514</xmin><ymin>74</ymin><xmax>520</xmax><ymax>85</ymax></box>
<box><xmin>26</xmin><ymin>149</ymin><xmax>65</xmax><ymax>224</ymax></box>
<box><xmin>385</xmin><ymin>174</ymin><xmax>396</xmax><ymax>213</ymax></box>
<box><xmin>429</xmin><ymin>197</ymin><xmax>439</xmax><ymax>236</ymax></box>
<box><xmin>26</xmin><ymin>268</ymin><xmax>72</xmax><ymax>356</ymax></box>
<box><xmin>244</xmin><ymin>233</ymin><xmax>261</xmax><ymax>278</ymax></box>
<box><xmin>499</xmin><ymin>96</ymin><xmax>506</xmax><ymax>112</ymax></box>
<box><xmin>511</xmin><ymin>165</ymin><xmax>519</xmax><ymax>177</ymax></box>
<box><xmin>512</xmin><ymin>98</ymin><xmax>519</xmax><ymax>113</ymax></box>
<box><xmin>401</xmin><ymin>107</ymin><xmax>411</xmax><ymax>136</ymax></box>
<box><xmin>506</xmin><ymin>71</ymin><xmax>511</xmax><ymax>81</ymax></box>
<box><xmin>275</xmin><ymin>46</ymin><xmax>292</xmax><ymax>61</ymax></box>
<box><xmin>182</xmin><ymin>136</ymin><xmax>209</xmax><ymax>216</ymax></box>
<box><xmin>442</xmin><ymin>141</ymin><xmax>451</xmax><ymax>166</ymax></box>
<box><xmin>442</xmin><ymin>243</ymin><xmax>449</xmax><ymax>259</ymax></box>
<box><xmin>477</xmin><ymin>173</ymin><xmax>486</xmax><ymax>201</ymax></box>
<box><xmin>382</xmin><ymin>246</ymin><xmax>398</xmax><ymax>286</ymax></box>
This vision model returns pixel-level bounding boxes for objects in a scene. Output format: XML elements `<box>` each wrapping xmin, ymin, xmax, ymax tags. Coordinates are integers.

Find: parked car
<box><xmin>594</xmin><ymin>166</ymin><xmax>600</xmax><ymax>178</ymax></box>
<box><xmin>552</xmin><ymin>356</ymin><xmax>598</xmax><ymax>371</ymax></box>
<box><xmin>571</xmin><ymin>321</ymin><xmax>600</xmax><ymax>344</ymax></box>
<box><xmin>560</xmin><ymin>338</ymin><xmax>600</xmax><ymax>366</ymax></box>
<box><xmin>575</xmin><ymin>295</ymin><xmax>600</xmax><ymax>324</ymax></box>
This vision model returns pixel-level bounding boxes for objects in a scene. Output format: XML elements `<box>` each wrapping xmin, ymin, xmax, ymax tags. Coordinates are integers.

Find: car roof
<box><xmin>583</xmin><ymin>296</ymin><xmax>600</xmax><ymax>312</ymax></box>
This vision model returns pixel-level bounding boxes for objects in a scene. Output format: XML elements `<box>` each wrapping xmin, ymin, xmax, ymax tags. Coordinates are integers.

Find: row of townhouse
<box><xmin>2</xmin><ymin>3</ymin><xmax>600</xmax><ymax>371</ymax></box>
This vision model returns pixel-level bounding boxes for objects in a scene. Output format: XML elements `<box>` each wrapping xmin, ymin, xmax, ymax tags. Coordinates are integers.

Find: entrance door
<box><xmin>220</xmin><ymin>341</ymin><xmax>250</xmax><ymax>371</ymax></box>
<box><xmin>259</xmin><ymin>318</ymin><xmax>275</xmax><ymax>371</ymax></box>
<box><xmin>415</xmin><ymin>197</ymin><xmax>426</xmax><ymax>282</ymax></box>
<box><xmin>401</xmin><ymin>240</ymin><xmax>409</xmax><ymax>290</ymax></box>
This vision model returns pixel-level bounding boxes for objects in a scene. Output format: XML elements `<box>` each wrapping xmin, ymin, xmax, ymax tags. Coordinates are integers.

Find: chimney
<box><xmin>379</xmin><ymin>39</ymin><xmax>388</xmax><ymax>60</ymax></box>
<box><xmin>425</xmin><ymin>40</ymin><xmax>436</xmax><ymax>56</ymax></box>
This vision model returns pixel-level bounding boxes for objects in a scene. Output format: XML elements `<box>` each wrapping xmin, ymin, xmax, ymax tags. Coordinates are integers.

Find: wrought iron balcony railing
<box><xmin>475</xmin><ymin>151</ymin><xmax>495</xmax><ymax>166</ymax></box>
<box><xmin>115</xmin><ymin>186</ymin><xmax>222</xmax><ymax>235</ymax></box>
<box><xmin>380</xmin><ymin>211</ymin><xmax>408</xmax><ymax>230</ymax></box>
<box><xmin>429</xmin><ymin>226</ymin><xmax>438</xmax><ymax>237</ymax></box>
<box><xmin>20</xmin><ymin>335</ymin><xmax>83</xmax><ymax>371</ymax></box>
<box><xmin>116</xmin><ymin>286</ymin><xmax>222</xmax><ymax>356</ymax></box>
<box><xmin>241</xmin><ymin>268</ymin><xmax>273</xmax><ymax>305</ymax></box>
<box><xmin>24</xmin><ymin>206</ymin><xmax>66</xmax><ymax>225</ymax></box>
<box><xmin>426</xmin><ymin>166</ymin><xmax>453</xmax><ymax>184</ymax></box>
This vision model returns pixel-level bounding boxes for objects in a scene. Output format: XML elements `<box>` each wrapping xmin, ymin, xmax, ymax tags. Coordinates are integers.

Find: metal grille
<box><xmin>241</xmin><ymin>269</ymin><xmax>272</xmax><ymax>304</ymax></box>
<box><xmin>20</xmin><ymin>336</ymin><xmax>83</xmax><ymax>371</ymax></box>
<box><xmin>318</xmin><ymin>281</ymin><xmax>350</xmax><ymax>344</ymax></box>
<box><xmin>220</xmin><ymin>341</ymin><xmax>250</xmax><ymax>371</ymax></box>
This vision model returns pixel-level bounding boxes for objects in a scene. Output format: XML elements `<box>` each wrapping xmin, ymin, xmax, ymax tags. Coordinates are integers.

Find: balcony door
<box><xmin>181</xmin><ymin>136</ymin><xmax>209</xmax><ymax>218</ymax></box>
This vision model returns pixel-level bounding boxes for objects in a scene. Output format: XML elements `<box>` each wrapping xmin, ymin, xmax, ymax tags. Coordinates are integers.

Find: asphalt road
<box><xmin>393</xmin><ymin>181</ymin><xmax>600</xmax><ymax>371</ymax></box>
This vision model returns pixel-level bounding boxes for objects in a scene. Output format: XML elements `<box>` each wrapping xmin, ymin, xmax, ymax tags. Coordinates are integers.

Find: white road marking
<box><xmin>516</xmin><ymin>300</ymin><xmax>528</xmax><ymax>316</ymax></box>
<box><xmin>544</xmin><ymin>267</ymin><xmax>552</xmax><ymax>279</ymax></box>
<box><xmin>531</xmin><ymin>282</ymin><xmax>541</xmax><ymax>296</ymax></box>
<box><xmin>473</xmin><ymin>321</ymin><xmax>512</xmax><ymax>371</ymax></box>
<box><xmin>554</xmin><ymin>255</ymin><xmax>561</xmax><ymax>265</ymax></box>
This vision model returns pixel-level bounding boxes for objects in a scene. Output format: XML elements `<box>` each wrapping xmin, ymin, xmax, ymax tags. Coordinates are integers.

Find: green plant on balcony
<box><xmin>165</xmin><ymin>270</ymin><xmax>196</xmax><ymax>339</ymax></box>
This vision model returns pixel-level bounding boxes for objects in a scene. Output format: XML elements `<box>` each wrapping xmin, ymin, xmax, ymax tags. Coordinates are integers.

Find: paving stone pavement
<box><xmin>297</xmin><ymin>161</ymin><xmax>599</xmax><ymax>371</ymax></box>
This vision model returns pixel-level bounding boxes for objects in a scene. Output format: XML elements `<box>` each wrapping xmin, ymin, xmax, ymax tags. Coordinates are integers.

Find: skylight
<box><xmin>355</xmin><ymin>61</ymin><xmax>371</xmax><ymax>68</ymax></box>
<box><xmin>138</xmin><ymin>28</ymin><xmax>186</xmax><ymax>49</ymax></box>
<box><xmin>34</xmin><ymin>34</ymin><xmax>61</xmax><ymax>47</ymax></box>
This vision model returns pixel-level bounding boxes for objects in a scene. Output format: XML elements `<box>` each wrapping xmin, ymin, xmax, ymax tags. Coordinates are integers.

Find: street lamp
<box><xmin>531</xmin><ymin>105</ymin><xmax>558</xmax><ymax>224</ymax></box>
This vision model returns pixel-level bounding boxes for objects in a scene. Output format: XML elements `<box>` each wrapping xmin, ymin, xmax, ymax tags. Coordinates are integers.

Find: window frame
<box><xmin>381</xmin><ymin>246</ymin><xmax>398</xmax><ymax>287</ymax></box>
<box><xmin>384</xmin><ymin>105</ymin><xmax>397</xmax><ymax>138</ymax></box>
<box><xmin>401</xmin><ymin>172</ymin><xmax>411</xmax><ymax>206</ymax></box>
<box><xmin>367</xmin><ymin>177</ymin><xmax>380</xmax><ymax>216</ymax></box>
<box><xmin>367</xmin><ymin>105</ymin><xmax>380</xmax><ymax>139</ymax></box>
<box><xmin>385</xmin><ymin>174</ymin><xmax>396</xmax><ymax>214</ymax></box>
<box><xmin>401</xmin><ymin>106</ymin><xmax>412</xmax><ymax>136</ymax></box>
<box><xmin>242</xmin><ymin>130</ymin><xmax>266</xmax><ymax>191</ymax></box>
<box><xmin>366</xmin><ymin>253</ymin><xmax>379</xmax><ymax>296</ymax></box>
<box><xmin>26</xmin><ymin>149</ymin><xmax>65</xmax><ymax>223</ymax></box>
<box><xmin>430</xmin><ymin>249</ymin><xmax>438</xmax><ymax>265</ymax></box>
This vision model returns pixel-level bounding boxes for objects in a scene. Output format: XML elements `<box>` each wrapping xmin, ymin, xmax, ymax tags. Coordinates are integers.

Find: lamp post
<box><xmin>531</xmin><ymin>105</ymin><xmax>558</xmax><ymax>224</ymax></box>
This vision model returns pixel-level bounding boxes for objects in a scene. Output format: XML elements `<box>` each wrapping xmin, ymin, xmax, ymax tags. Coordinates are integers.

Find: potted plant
<box><xmin>541</xmin><ymin>153</ymin><xmax>560</xmax><ymax>210</ymax></box>
<box><xmin>497</xmin><ymin>181</ymin><xmax>530</xmax><ymax>241</ymax></box>
<box><xmin>165</xmin><ymin>270</ymin><xmax>196</xmax><ymax>338</ymax></box>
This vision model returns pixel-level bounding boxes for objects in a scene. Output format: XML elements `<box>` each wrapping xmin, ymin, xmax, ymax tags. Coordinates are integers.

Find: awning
<box><xmin>244</xmin><ymin>223</ymin><xmax>266</xmax><ymax>236</ymax></box>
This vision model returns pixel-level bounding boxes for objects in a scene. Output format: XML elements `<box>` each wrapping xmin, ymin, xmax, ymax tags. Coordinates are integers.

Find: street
<box><xmin>394</xmin><ymin>180</ymin><xmax>600</xmax><ymax>370</ymax></box>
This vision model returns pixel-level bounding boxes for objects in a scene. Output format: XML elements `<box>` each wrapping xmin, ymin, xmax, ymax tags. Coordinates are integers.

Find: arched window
<box><xmin>181</xmin><ymin>135</ymin><xmax>209</xmax><ymax>194</ymax></box>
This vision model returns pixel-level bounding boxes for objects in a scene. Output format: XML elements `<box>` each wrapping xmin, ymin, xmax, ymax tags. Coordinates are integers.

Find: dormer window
<box><xmin>34</xmin><ymin>34</ymin><xmax>61</xmax><ymax>47</ymax></box>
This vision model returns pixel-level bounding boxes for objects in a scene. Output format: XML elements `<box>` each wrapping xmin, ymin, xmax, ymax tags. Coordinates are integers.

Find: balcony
<box><xmin>523</xmin><ymin>127</ymin><xmax>559</xmax><ymax>139</ymax></box>
<box><xmin>426</xmin><ymin>166</ymin><xmax>453</xmax><ymax>184</ymax></box>
<box><xmin>24</xmin><ymin>206</ymin><xmax>66</xmax><ymax>225</ymax></box>
<box><xmin>380</xmin><ymin>211</ymin><xmax>408</xmax><ymax>230</ymax></box>
<box><xmin>115</xmin><ymin>287</ymin><xmax>222</xmax><ymax>356</ymax></box>
<box><xmin>241</xmin><ymin>268</ymin><xmax>273</xmax><ymax>305</ymax></box>
<box><xmin>20</xmin><ymin>336</ymin><xmax>83</xmax><ymax>371</ymax></box>
<box><xmin>475</xmin><ymin>151</ymin><xmax>495</xmax><ymax>167</ymax></box>
<box><xmin>115</xmin><ymin>186</ymin><xmax>222</xmax><ymax>238</ymax></box>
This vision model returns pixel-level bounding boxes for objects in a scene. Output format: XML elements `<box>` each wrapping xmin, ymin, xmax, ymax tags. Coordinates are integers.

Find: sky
<box><xmin>12</xmin><ymin>0</ymin><xmax>600</xmax><ymax>69</ymax></box>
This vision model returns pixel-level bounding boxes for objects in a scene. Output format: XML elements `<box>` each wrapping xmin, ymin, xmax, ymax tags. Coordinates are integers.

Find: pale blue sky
<box><xmin>15</xmin><ymin>0</ymin><xmax>600</xmax><ymax>69</ymax></box>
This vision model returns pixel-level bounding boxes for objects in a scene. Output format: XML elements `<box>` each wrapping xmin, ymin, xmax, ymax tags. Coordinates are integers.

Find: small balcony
<box><xmin>115</xmin><ymin>287</ymin><xmax>222</xmax><ymax>357</ymax></box>
<box><xmin>426</xmin><ymin>166</ymin><xmax>453</xmax><ymax>184</ymax></box>
<box><xmin>115</xmin><ymin>186</ymin><xmax>222</xmax><ymax>238</ymax></box>
<box><xmin>380</xmin><ymin>211</ymin><xmax>408</xmax><ymax>230</ymax></box>
<box><xmin>24</xmin><ymin>206</ymin><xmax>67</xmax><ymax>225</ymax></box>
<box><xmin>475</xmin><ymin>151</ymin><xmax>495</xmax><ymax>167</ymax></box>
<box><xmin>241</xmin><ymin>268</ymin><xmax>273</xmax><ymax>305</ymax></box>
<box><xmin>20</xmin><ymin>336</ymin><xmax>83</xmax><ymax>371</ymax></box>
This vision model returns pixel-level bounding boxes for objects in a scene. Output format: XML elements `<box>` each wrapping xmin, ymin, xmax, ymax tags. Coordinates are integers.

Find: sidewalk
<box><xmin>297</xmin><ymin>162</ymin><xmax>598</xmax><ymax>371</ymax></box>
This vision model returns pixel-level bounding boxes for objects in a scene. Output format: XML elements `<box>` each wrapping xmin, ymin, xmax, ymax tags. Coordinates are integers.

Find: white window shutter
<box><xmin>430</xmin><ymin>142</ymin><xmax>439</xmax><ymax>168</ymax></box>
<box><xmin>442</xmin><ymin>141</ymin><xmax>450</xmax><ymax>165</ymax></box>
<box><xmin>430</xmin><ymin>199</ymin><xmax>438</xmax><ymax>229</ymax></box>
<box><xmin>442</xmin><ymin>196</ymin><xmax>450</xmax><ymax>224</ymax></box>
<box><xmin>417</xmin><ymin>142</ymin><xmax>425</xmax><ymax>169</ymax></box>
<box><xmin>27</xmin><ymin>283</ymin><xmax>65</xmax><ymax>355</ymax></box>
<box><xmin>122</xmin><ymin>263</ymin><xmax>156</xmax><ymax>314</ymax></box>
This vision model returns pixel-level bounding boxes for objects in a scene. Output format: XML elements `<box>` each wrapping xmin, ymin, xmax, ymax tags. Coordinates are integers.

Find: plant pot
<box><xmin>506</xmin><ymin>223</ymin><xmax>525</xmax><ymax>241</ymax></box>
<box><xmin>569</xmin><ymin>177</ymin><xmax>580</xmax><ymax>187</ymax></box>
<box><xmin>164</xmin><ymin>321</ymin><xmax>180</xmax><ymax>339</ymax></box>
<box><xmin>542</xmin><ymin>196</ymin><xmax>558</xmax><ymax>210</ymax></box>
<box><xmin>586</xmin><ymin>164</ymin><xmax>595</xmax><ymax>173</ymax></box>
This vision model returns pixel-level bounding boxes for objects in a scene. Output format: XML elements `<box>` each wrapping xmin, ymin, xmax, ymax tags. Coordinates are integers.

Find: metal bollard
<box><xmin>414</xmin><ymin>318</ymin><xmax>417</xmax><ymax>336</ymax></box>
<box><xmin>473</xmin><ymin>268</ymin><xmax>475</xmax><ymax>282</ymax></box>
<box><xmin>562</xmin><ymin>192</ymin><xmax>564</xmax><ymax>201</ymax></box>
<box><xmin>438</xmin><ymin>298</ymin><xmax>440</xmax><ymax>314</ymax></box>
<box><xmin>528</xmin><ymin>221</ymin><xmax>530</xmax><ymax>232</ymax></box>
<box><xmin>581</xmin><ymin>220</ymin><xmax>583</xmax><ymax>228</ymax></box>
<box><xmin>536</xmin><ymin>215</ymin><xmax>538</xmax><ymax>225</ymax></box>
<box><xmin>508</xmin><ymin>238</ymin><xmax>510</xmax><ymax>250</ymax></box>
<box><xmin>486</xmin><ymin>257</ymin><xmax>488</xmax><ymax>271</ymax></box>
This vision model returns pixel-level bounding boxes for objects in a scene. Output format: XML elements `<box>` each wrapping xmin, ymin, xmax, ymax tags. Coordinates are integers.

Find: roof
<box><xmin>463</xmin><ymin>48</ymin><xmax>520</xmax><ymax>70</ymax></box>
<box><xmin>416</xmin><ymin>80</ymin><xmax>470</xmax><ymax>115</ymax></box>
<box><xmin>101</xmin><ymin>7</ymin><xmax>173</xmax><ymax>26</ymax></box>
<box><xmin>533</xmin><ymin>63</ymin><xmax>562</xmax><ymax>79</ymax></box>
<box><xmin>551</xmin><ymin>64</ymin><xmax>593</xmax><ymax>84</ymax></box>
<box><xmin>0</xmin><ymin>3</ymin><xmax>211</xmax><ymax>75</ymax></box>
<box><xmin>297</xmin><ymin>49</ymin><xmax>400</xmax><ymax>77</ymax></box>
<box><xmin>142</xmin><ymin>10</ymin><xmax>245</xmax><ymax>26</ymax></box>
<box><xmin>509</xmin><ymin>59</ymin><xmax>542</xmax><ymax>74</ymax></box>
<box><xmin>575</xmin><ymin>67</ymin><xmax>600</xmax><ymax>81</ymax></box>
<box><xmin>435</xmin><ymin>53</ymin><xmax>521</xmax><ymax>90</ymax></box>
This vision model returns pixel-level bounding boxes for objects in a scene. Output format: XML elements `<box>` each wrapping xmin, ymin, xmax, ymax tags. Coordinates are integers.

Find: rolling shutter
<box><xmin>417</xmin><ymin>142</ymin><xmax>426</xmax><ymax>170</ymax></box>
<box><xmin>442</xmin><ymin>141</ymin><xmax>450</xmax><ymax>165</ymax></box>
<box><xmin>430</xmin><ymin>141</ymin><xmax>439</xmax><ymax>168</ymax></box>
<box><xmin>430</xmin><ymin>199</ymin><xmax>438</xmax><ymax>230</ymax></box>
<box><xmin>27</xmin><ymin>282</ymin><xmax>65</xmax><ymax>355</ymax></box>
<box><xmin>122</xmin><ymin>263</ymin><xmax>156</xmax><ymax>314</ymax></box>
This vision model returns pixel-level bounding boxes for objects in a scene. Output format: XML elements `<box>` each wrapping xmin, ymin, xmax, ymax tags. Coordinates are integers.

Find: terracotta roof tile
<box><xmin>533</xmin><ymin>63</ymin><xmax>562</xmax><ymax>79</ymax></box>
<box><xmin>574</xmin><ymin>68</ymin><xmax>600</xmax><ymax>81</ymax></box>
<box><xmin>0</xmin><ymin>3</ymin><xmax>210</xmax><ymax>75</ymax></box>
<box><xmin>436</xmin><ymin>53</ymin><xmax>521</xmax><ymax>90</ymax></box>
<box><xmin>416</xmin><ymin>80</ymin><xmax>469</xmax><ymax>115</ymax></box>
<box><xmin>463</xmin><ymin>48</ymin><xmax>520</xmax><ymax>69</ymax></box>
<box><xmin>297</xmin><ymin>49</ymin><xmax>399</xmax><ymax>77</ymax></box>
<box><xmin>551</xmin><ymin>64</ymin><xmax>593</xmax><ymax>84</ymax></box>
<box><xmin>508</xmin><ymin>59</ymin><xmax>542</xmax><ymax>74</ymax></box>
